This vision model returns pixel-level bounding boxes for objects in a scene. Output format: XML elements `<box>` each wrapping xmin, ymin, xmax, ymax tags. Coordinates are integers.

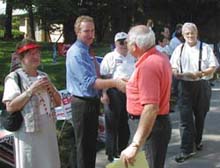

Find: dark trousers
<box><xmin>179</xmin><ymin>80</ymin><xmax>211</xmax><ymax>154</ymax></box>
<box><xmin>129</xmin><ymin>115</ymin><xmax>171</xmax><ymax>168</ymax></box>
<box><xmin>172</xmin><ymin>76</ymin><xmax>179</xmax><ymax>99</ymax></box>
<box><xmin>71</xmin><ymin>97</ymin><xmax>100</xmax><ymax>168</ymax></box>
<box><xmin>105</xmin><ymin>88</ymin><xmax>130</xmax><ymax>158</ymax></box>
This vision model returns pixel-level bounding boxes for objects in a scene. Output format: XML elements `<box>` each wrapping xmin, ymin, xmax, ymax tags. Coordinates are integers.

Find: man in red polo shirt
<box><xmin>120</xmin><ymin>25</ymin><xmax>172</xmax><ymax>168</ymax></box>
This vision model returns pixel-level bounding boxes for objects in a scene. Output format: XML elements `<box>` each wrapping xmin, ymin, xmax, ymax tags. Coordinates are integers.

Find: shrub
<box><xmin>12</xmin><ymin>29</ymin><xmax>24</xmax><ymax>40</ymax></box>
<box><xmin>0</xmin><ymin>29</ymin><xmax>24</xmax><ymax>40</ymax></box>
<box><xmin>0</xmin><ymin>29</ymin><xmax>4</xmax><ymax>38</ymax></box>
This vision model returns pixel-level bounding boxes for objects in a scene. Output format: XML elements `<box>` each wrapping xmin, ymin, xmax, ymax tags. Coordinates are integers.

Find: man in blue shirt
<box><xmin>66</xmin><ymin>15</ymin><xmax>125</xmax><ymax>168</ymax></box>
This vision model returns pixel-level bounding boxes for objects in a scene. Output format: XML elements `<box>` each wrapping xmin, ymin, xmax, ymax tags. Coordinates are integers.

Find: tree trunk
<box><xmin>63</xmin><ymin>16</ymin><xmax>75</xmax><ymax>44</ymax></box>
<box><xmin>4</xmin><ymin>0</ymin><xmax>13</xmax><ymax>40</ymax></box>
<box><xmin>27</xmin><ymin>3</ymin><xmax>36</xmax><ymax>40</ymax></box>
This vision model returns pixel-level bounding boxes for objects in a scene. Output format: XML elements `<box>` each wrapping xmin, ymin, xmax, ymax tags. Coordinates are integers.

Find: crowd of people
<box><xmin>1</xmin><ymin>15</ymin><xmax>219</xmax><ymax>168</ymax></box>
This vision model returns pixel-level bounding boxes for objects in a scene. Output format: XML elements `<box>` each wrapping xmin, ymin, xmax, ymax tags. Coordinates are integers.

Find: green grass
<box><xmin>0</xmin><ymin>40</ymin><xmax>110</xmax><ymax>93</ymax></box>
<box><xmin>0</xmin><ymin>41</ymin><xmax>18</xmax><ymax>92</ymax></box>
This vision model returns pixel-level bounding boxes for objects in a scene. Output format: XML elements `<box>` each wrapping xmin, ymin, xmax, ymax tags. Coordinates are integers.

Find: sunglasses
<box><xmin>118</xmin><ymin>39</ymin><xmax>126</xmax><ymax>45</ymax></box>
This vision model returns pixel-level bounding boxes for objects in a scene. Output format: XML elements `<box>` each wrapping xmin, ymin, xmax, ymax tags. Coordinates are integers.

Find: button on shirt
<box><xmin>100</xmin><ymin>49</ymin><xmax>136</xmax><ymax>79</ymax></box>
<box><xmin>66</xmin><ymin>40</ymin><xmax>98</xmax><ymax>97</ymax></box>
<box><xmin>170</xmin><ymin>41</ymin><xmax>218</xmax><ymax>81</ymax></box>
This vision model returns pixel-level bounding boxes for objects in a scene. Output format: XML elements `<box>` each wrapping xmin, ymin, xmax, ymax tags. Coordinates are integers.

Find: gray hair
<box><xmin>182</xmin><ymin>22</ymin><xmax>198</xmax><ymax>34</ymax></box>
<box><xmin>127</xmin><ymin>25</ymin><xmax>155</xmax><ymax>50</ymax></box>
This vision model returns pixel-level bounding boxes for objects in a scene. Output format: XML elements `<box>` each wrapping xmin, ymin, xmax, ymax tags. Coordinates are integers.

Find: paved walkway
<box><xmin>96</xmin><ymin>79</ymin><xmax>220</xmax><ymax>168</ymax></box>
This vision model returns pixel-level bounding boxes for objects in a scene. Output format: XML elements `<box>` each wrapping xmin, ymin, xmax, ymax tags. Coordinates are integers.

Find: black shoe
<box><xmin>175</xmin><ymin>152</ymin><xmax>195</xmax><ymax>163</ymax></box>
<box><xmin>108</xmin><ymin>155</ymin><xmax>114</xmax><ymax>162</ymax></box>
<box><xmin>196</xmin><ymin>143</ymin><xmax>203</xmax><ymax>151</ymax></box>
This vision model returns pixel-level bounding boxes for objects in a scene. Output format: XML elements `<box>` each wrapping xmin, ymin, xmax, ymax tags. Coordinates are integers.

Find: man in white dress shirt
<box><xmin>100</xmin><ymin>32</ymin><xmax>136</xmax><ymax>162</ymax></box>
<box><xmin>170</xmin><ymin>22</ymin><xmax>218</xmax><ymax>163</ymax></box>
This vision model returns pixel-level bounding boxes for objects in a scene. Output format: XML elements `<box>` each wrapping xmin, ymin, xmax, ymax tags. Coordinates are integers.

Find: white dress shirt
<box><xmin>100</xmin><ymin>49</ymin><xmax>136</xmax><ymax>79</ymax></box>
<box><xmin>170</xmin><ymin>41</ymin><xmax>218</xmax><ymax>81</ymax></box>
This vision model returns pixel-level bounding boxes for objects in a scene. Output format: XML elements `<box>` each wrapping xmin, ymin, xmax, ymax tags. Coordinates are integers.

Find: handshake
<box><xmin>115</xmin><ymin>78</ymin><xmax>128</xmax><ymax>93</ymax></box>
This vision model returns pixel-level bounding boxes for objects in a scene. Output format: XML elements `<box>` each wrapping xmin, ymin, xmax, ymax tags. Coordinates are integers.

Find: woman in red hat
<box><xmin>2</xmin><ymin>39</ymin><xmax>61</xmax><ymax>168</ymax></box>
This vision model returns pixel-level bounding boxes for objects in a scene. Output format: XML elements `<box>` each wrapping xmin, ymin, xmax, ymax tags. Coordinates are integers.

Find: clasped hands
<box><xmin>28</xmin><ymin>76</ymin><xmax>55</xmax><ymax>95</ymax></box>
<box><xmin>173</xmin><ymin>70</ymin><xmax>204</xmax><ymax>80</ymax></box>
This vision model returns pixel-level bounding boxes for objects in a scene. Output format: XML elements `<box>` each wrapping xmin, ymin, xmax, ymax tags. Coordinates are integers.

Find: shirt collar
<box><xmin>135</xmin><ymin>47</ymin><xmax>157</xmax><ymax>67</ymax></box>
<box><xmin>185</xmin><ymin>40</ymin><xmax>199</xmax><ymax>49</ymax></box>
<box><xmin>75</xmin><ymin>40</ymin><xmax>90</xmax><ymax>51</ymax></box>
<box><xmin>113</xmin><ymin>49</ymin><xmax>126</xmax><ymax>57</ymax></box>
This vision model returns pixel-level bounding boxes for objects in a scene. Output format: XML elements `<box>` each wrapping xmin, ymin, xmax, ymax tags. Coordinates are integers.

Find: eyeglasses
<box><xmin>118</xmin><ymin>39</ymin><xmax>126</xmax><ymax>45</ymax></box>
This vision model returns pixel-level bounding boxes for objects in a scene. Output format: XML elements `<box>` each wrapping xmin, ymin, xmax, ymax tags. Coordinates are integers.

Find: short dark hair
<box><xmin>156</xmin><ymin>34</ymin><xmax>166</xmax><ymax>44</ymax></box>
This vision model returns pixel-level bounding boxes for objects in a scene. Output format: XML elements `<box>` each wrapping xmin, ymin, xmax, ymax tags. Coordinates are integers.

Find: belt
<box><xmin>128</xmin><ymin>114</ymin><xmax>169</xmax><ymax>120</ymax></box>
<box><xmin>128</xmin><ymin>114</ymin><xmax>140</xmax><ymax>120</ymax></box>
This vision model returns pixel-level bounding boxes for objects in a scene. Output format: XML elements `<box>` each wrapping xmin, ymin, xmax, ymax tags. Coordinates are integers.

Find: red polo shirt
<box><xmin>126</xmin><ymin>47</ymin><xmax>172</xmax><ymax>116</ymax></box>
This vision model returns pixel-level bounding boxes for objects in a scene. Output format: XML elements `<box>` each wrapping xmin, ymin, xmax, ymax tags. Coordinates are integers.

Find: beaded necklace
<box><xmin>22</xmin><ymin>69</ymin><xmax>54</xmax><ymax>116</ymax></box>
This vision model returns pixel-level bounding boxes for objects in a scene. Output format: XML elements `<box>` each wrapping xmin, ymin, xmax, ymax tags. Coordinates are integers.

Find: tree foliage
<box><xmin>3</xmin><ymin>0</ymin><xmax>220</xmax><ymax>43</ymax></box>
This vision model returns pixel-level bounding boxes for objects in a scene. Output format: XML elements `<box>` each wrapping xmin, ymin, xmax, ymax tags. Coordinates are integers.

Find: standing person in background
<box><xmin>10</xmin><ymin>52</ymin><xmax>21</xmax><ymax>72</ymax></box>
<box><xmin>2</xmin><ymin>38</ymin><xmax>61</xmax><ymax>168</ymax></box>
<box><xmin>120</xmin><ymin>25</ymin><xmax>172</xmax><ymax>168</ymax></box>
<box><xmin>170</xmin><ymin>22</ymin><xmax>218</xmax><ymax>163</ymax></box>
<box><xmin>161</xmin><ymin>25</ymin><xmax>171</xmax><ymax>41</ymax></box>
<box><xmin>155</xmin><ymin>34</ymin><xmax>170</xmax><ymax>56</ymax></box>
<box><xmin>169</xmin><ymin>23</ymin><xmax>184</xmax><ymax>56</ymax></box>
<box><xmin>66</xmin><ymin>15</ymin><xmax>126</xmax><ymax>168</ymax></box>
<box><xmin>100</xmin><ymin>32</ymin><xmax>136</xmax><ymax>162</ymax></box>
<box><xmin>168</xmin><ymin>23</ymin><xmax>184</xmax><ymax>112</ymax></box>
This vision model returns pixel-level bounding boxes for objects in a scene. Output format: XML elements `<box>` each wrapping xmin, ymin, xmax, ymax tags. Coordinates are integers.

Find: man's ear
<box><xmin>131</xmin><ymin>43</ymin><xmax>137</xmax><ymax>53</ymax></box>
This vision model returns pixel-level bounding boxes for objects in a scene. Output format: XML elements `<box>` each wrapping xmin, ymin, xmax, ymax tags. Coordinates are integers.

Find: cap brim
<box><xmin>16</xmin><ymin>44</ymin><xmax>40</xmax><ymax>54</ymax></box>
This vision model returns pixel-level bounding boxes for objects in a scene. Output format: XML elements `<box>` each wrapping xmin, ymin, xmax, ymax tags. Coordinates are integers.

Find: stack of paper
<box><xmin>106</xmin><ymin>151</ymin><xmax>149</xmax><ymax>168</ymax></box>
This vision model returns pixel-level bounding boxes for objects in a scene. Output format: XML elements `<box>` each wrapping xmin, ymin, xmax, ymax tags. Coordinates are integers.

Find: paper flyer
<box><xmin>106</xmin><ymin>151</ymin><xmax>149</xmax><ymax>168</ymax></box>
<box><xmin>55</xmin><ymin>90</ymin><xmax>72</xmax><ymax>120</ymax></box>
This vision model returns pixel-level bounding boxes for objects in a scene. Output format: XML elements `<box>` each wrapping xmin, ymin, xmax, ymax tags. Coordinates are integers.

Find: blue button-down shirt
<box><xmin>66</xmin><ymin>40</ymin><xmax>98</xmax><ymax>97</ymax></box>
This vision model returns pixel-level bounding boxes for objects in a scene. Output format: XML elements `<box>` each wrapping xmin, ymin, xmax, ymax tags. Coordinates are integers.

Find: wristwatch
<box><xmin>25</xmin><ymin>89</ymin><xmax>32</xmax><ymax>98</ymax></box>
